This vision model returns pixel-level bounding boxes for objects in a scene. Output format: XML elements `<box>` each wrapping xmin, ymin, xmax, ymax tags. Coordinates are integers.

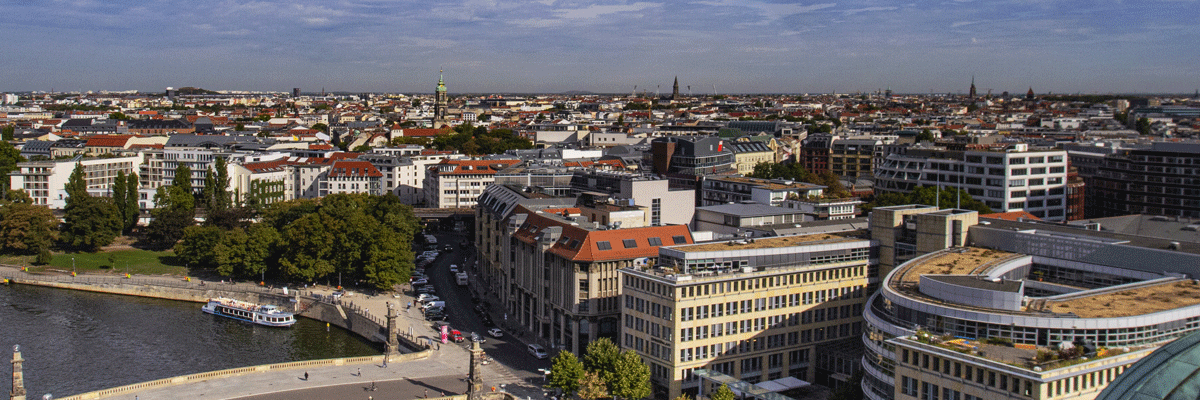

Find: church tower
<box><xmin>434</xmin><ymin>70</ymin><xmax>448</xmax><ymax>127</ymax></box>
<box><xmin>672</xmin><ymin>76</ymin><xmax>680</xmax><ymax>100</ymax></box>
<box><xmin>1026</xmin><ymin>87</ymin><xmax>1035</xmax><ymax>101</ymax></box>
<box><xmin>968</xmin><ymin>76</ymin><xmax>977</xmax><ymax>98</ymax></box>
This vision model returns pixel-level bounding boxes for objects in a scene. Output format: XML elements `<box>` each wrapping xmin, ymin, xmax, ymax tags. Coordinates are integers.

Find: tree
<box><xmin>60</xmin><ymin>196</ymin><xmax>121</xmax><ymax>251</ymax></box>
<box><xmin>0</xmin><ymin>141</ymin><xmax>24</xmax><ymax>190</ymax></box>
<box><xmin>171</xmin><ymin>163</ymin><xmax>192</xmax><ymax>195</ymax></box>
<box><xmin>122</xmin><ymin>172</ymin><xmax>140</xmax><ymax>233</ymax></box>
<box><xmin>672</xmin><ymin>394</ymin><xmax>692</xmax><ymax>400</ymax></box>
<box><xmin>1136</xmin><ymin>117</ymin><xmax>1151</xmax><ymax>135</ymax></box>
<box><xmin>606</xmin><ymin>350</ymin><xmax>651</xmax><ymax>400</ymax></box>
<box><xmin>64</xmin><ymin>162</ymin><xmax>87</xmax><ymax>204</ymax></box>
<box><xmin>916</xmin><ymin>128</ymin><xmax>935</xmax><ymax>143</ymax></box>
<box><xmin>583</xmin><ymin>337</ymin><xmax>621</xmax><ymax>374</ymax></box>
<box><xmin>0</xmin><ymin>191</ymin><xmax>57</xmax><ymax>255</ymax></box>
<box><xmin>113</xmin><ymin>170</ymin><xmax>128</xmax><ymax>231</ymax></box>
<box><xmin>174</xmin><ymin>225</ymin><xmax>224</xmax><ymax>270</ymax></box>
<box><xmin>547</xmin><ymin>351</ymin><xmax>585</xmax><ymax>396</ymax></box>
<box><xmin>576</xmin><ymin>371</ymin><xmax>609</xmax><ymax>400</ymax></box>
<box><xmin>709</xmin><ymin>384</ymin><xmax>735</xmax><ymax>400</ymax></box>
<box><xmin>866</xmin><ymin>186</ymin><xmax>992</xmax><ymax>214</ymax></box>
<box><xmin>145</xmin><ymin>185</ymin><xmax>195</xmax><ymax>248</ymax></box>
<box><xmin>352</xmin><ymin>144</ymin><xmax>372</xmax><ymax>152</ymax></box>
<box><xmin>1</xmin><ymin>125</ymin><xmax>14</xmax><ymax>141</ymax></box>
<box><xmin>108</xmin><ymin>112</ymin><xmax>130</xmax><ymax>120</ymax></box>
<box><xmin>311</xmin><ymin>123</ymin><xmax>329</xmax><ymax>133</ymax></box>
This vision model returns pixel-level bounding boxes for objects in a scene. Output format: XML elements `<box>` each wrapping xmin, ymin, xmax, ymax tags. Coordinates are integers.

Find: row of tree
<box><xmin>865</xmin><ymin>186</ymin><xmax>993</xmax><ymax>214</ymax></box>
<box><xmin>430</xmin><ymin>123</ymin><xmax>534</xmax><ymax>155</ymax></box>
<box><xmin>747</xmin><ymin>162</ymin><xmax>851</xmax><ymax>198</ymax></box>
<box><xmin>547</xmin><ymin>338</ymin><xmax>650</xmax><ymax>400</ymax></box>
<box><xmin>174</xmin><ymin>193</ymin><xmax>418</xmax><ymax>290</ymax></box>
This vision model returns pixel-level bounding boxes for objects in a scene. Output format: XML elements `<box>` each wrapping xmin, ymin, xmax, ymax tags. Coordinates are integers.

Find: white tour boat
<box><xmin>201</xmin><ymin>297</ymin><xmax>296</xmax><ymax>327</ymax></box>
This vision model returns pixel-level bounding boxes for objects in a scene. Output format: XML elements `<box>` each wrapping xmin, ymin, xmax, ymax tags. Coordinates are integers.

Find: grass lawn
<box><xmin>3</xmin><ymin>249</ymin><xmax>187</xmax><ymax>276</ymax></box>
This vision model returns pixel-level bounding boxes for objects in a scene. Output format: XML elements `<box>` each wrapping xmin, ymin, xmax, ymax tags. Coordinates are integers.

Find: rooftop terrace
<box><xmin>671</xmin><ymin>230</ymin><xmax>867</xmax><ymax>253</ymax></box>
<box><xmin>1043</xmin><ymin>280</ymin><xmax>1200</xmax><ymax>318</ymax></box>
<box><xmin>895</xmin><ymin>247</ymin><xmax>1019</xmax><ymax>286</ymax></box>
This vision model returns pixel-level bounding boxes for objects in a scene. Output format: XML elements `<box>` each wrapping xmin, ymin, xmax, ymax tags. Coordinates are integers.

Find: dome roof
<box><xmin>1097</xmin><ymin>331</ymin><xmax>1200</xmax><ymax>400</ymax></box>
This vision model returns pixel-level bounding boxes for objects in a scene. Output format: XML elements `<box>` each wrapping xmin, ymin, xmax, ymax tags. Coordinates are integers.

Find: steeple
<box><xmin>1026</xmin><ymin>87</ymin><xmax>1035</xmax><ymax>101</ymax></box>
<box><xmin>672</xmin><ymin>76</ymin><xmax>679</xmax><ymax>100</ymax></box>
<box><xmin>968</xmin><ymin>76</ymin><xmax>977</xmax><ymax>98</ymax></box>
<box><xmin>433</xmin><ymin>69</ymin><xmax>449</xmax><ymax>127</ymax></box>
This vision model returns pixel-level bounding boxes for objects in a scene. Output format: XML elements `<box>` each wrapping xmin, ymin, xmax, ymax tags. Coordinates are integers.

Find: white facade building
<box><xmin>11</xmin><ymin>155</ymin><xmax>143</xmax><ymax>208</ymax></box>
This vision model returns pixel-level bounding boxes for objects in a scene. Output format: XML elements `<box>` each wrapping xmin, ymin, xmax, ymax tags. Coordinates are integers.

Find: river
<box><xmin>0</xmin><ymin>283</ymin><xmax>381</xmax><ymax>398</ymax></box>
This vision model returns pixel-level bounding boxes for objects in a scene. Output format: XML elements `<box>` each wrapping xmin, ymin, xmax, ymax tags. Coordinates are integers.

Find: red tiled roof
<box><xmin>309</xmin><ymin>144</ymin><xmax>334</xmax><ymax>150</ymax></box>
<box><xmin>84</xmin><ymin>134</ymin><xmax>135</xmax><ymax>148</ymax></box>
<box><xmin>510</xmin><ymin>206</ymin><xmax>694</xmax><ymax>262</ymax></box>
<box><xmin>329</xmin><ymin>160</ymin><xmax>383</xmax><ymax>178</ymax></box>
<box><xmin>129</xmin><ymin>144</ymin><xmax>164</xmax><ymax>150</ymax></box>
<box><xmin>240</xmin><ymin>159</ymin><xmax>290</xmax><ymax>173</ymax></box>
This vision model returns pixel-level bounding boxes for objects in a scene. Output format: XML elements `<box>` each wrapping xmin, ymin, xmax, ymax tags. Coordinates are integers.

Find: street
<box><xmin>416</xmin><ymin>233</ymin><xmax>552</xmax><ymax>386</ymax></box>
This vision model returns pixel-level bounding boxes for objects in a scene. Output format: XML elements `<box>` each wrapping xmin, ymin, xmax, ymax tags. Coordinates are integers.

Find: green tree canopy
<box><xmin>710</xmin><ymin>384</ymin><xmax>735</xmax><ymax>400</ymax></box>
<box><xmin>583</xmin><ymin>337</ymin><xmax>621</xmax><ymax>374</ymax></box>
<box><xmin>866</xmin><ymin>186</ymin><xmax>993</xmax><ymax>214</ymax></box>
<box><xmin>576</xmin><ymin>371</ymin><xmax>609</xmax><ymax>400</ymax></box>
<box><xmin>60</xmin><ymin>196</ymin><xmax>121</xmax><ymax>251</ymax></box>
<box><xmin>547</xmin><ymin>350</ymin><xmax>585</xmax><ymax>396</ymax></box>
<box><xmin>171</xmin><ymin>163</ymin><xmax>192</xmax><ymax>195</ymax></box>
<box><xmin>607</xmin><ymin>350</ymin><xmax>651</xmax><ymax>400</ymax></box>
<box><xmin>145</xmin><ymin>185</ymin><xmax>196</xmax><ymax>248</ymax></box>
<box><xmin>0</xmin><ymin>191</ymin><xmax>57</xmax><ymax>255</ymax></box>
<box><xmin>0</xmin><ymin>141</ymin><xmax>25</xmax><ymax>190</ymax></box>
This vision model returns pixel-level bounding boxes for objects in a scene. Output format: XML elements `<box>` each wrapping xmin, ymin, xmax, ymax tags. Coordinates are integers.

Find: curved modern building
<box><xmin>864</xmin><ymin>206</ymin><xmax>1200</xmax><ymax>400</ymax></box>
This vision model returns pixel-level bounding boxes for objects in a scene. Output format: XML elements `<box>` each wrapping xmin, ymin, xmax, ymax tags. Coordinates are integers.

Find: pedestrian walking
<box><xmin>383</xmin><ymin>356</ymin><xmax>388</xmax><ymax>368</ymax></box>
<box><xmin>304</xmin><ymin>372</ymin><xmax>309</xmax><ymax>380</ymax></box>
<box><xmin>357</xmin><ymin>367</ymin><xmax>361</xmax><ymax>376</ymax></box>
<box><xmin>424</xmin><ymin>389</ymin><xmax>429</xmax><ymax>398</ymax></box>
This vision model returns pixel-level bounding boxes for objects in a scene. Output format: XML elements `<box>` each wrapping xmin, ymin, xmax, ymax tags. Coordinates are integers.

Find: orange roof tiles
<box><xmin>564</xmin><ymin>159</ymin><xmax>626</xmax><ymax>169</ymax></box>
<box><xmin>329</xmin><ymin>160</ymin><xmax>383</xmax><ymax>178</ymax></box>
<box><xmin>511</xmin><ymin>205</ymin><xmax>693</xmax><ymax>262</ymax></box>
<box><xmin>434</xmin><ymin>159</ymin><xmax>520</xmax><ymax>175</ymax></box>
<box><xmin>980</xmin><ymin>211</ymin><xmax>1041</xmax><ymax>222</ymax></box>
<box><xmin>84</xmin><ymin>134</ymin><xmax>136</xmax><ymax>148</ymax></box>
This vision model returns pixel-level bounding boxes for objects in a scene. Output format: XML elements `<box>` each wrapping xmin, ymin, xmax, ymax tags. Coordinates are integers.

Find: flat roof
<box><xmin>896</xmin><ymin>247</ymin><xmax>1018</xmax><ymax>286</ymax></box>
<box><xmin>1044</xmin><ymin>281</ymin><xmax>1200</xmax><ymax>318</ymax></box>
<box><xmin>697</xmin><ymin>203</ymin><xmax>805</xmax><ymax>217</ymax></box>
<box><xmin>671</xmin><ymin>230</ymin><xmax>867</xmax><ymax>253</ymax></box>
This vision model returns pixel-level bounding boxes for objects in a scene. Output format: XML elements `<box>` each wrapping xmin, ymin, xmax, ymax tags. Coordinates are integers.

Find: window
<box><xmin>596</xmin><ymin>241</ymin><xmax>612</xmax><ymax>250</ymax></box>
<box><xmin>648</xmin><ymin>237</ymin><xmax>662</xmax><ymax>246</ymax></box>
<box><xmin>622</xmin><ymin>239</ymin><xmax>638</xmax><ymax>248</ymax></box>
<box><xmin>672</xmin><ymin>235</ymin><xmax>688</xmax><ymax>244</ymax></box>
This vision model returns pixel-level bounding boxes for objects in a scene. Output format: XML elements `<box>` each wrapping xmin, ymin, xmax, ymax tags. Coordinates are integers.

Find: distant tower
<box><xmin>165</xmin><ymin>87</ymin><xmax>177</xmax><ymax>101</ymax></box>
<box><xmin>292</xmin><ymin>88</ymin><xmax>301</xmax><ymax>98</ymax></box>
<box><xmin>1026</xmin><ymin>87</ymin><xmax>1035</xmax><ymax>101</ymax></box>
<box><xmin>434</xmin><ymin>69</ymin><xmax>448</xmax><ymax>128</ymax></box>
<box><xmin>672</xmin><ymin>76</ymin><xmax>680</xmax><ymax>100</ymax></box>
<box><xmin>10</xmin><ymin>345</ymin><xmax>26</xmax><ymax>400</ymax></box>
<box><xmin>968</xmin><ymin>76</ymin><xmax>977</xmax><ymax>98</ymax></box>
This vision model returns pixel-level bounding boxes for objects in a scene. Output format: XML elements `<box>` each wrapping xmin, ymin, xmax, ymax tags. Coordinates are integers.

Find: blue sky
<box><xmin>2</xmin><ymin>0</ymin><xmax>1197</xmax><ymax>94</ymax></box>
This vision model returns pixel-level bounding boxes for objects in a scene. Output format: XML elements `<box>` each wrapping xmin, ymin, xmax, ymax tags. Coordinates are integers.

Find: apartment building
<box><xmin>569</xmin><ymin>170</ymin><xmax>695</xmax><ymax>226</ymax></box>
<box><xmin>320</xmin><ymin>160</ymin><xmax>383</xmax><ymax>196</ymax></box>
<box><xmin>727</xmin><ymin>140</ymin><xmax>775</xmax><ymax>175</ymax></box>
<box><xmin>874</xmin><ymin>144</ymin><xmax>1071</xmax><ymax>221</ymax></box>
<box><xmin>830</xmin><ymin>138</ymin><xmax>882</xmax><ymax>178</ymax></box>
<box><xmin>474</xmin><ymin>184</ymin><xmax>577</xmax><ymax>310</ymax></box>
<box><xmin>423</xmin><ymin>159</ymin><xmax>521</xmax><ymax>208</ymax></box>
<box><xmin>228</xmin><ymin>158</ymin><xmax>293</xmax><ymax>206</ymax></box>
<box><xmin>508</xmin><ymin>204</ymin><xmax>693</xmax><ymax>355</ymax></box>
<box><xmin>1068</xmin><ymin>141</ymin><xmax>1200</xmax><ymax>218</ymax></box>
<box><xmin>621</xmin><ymin>231</ymin><xmax>873</xmax><ymax>399</ymax></box>
<box><xmin>699</xmin><ymin>176</ymin><xmax>825</xmax><ymax>207</ymax></box>
<box><xmin>10</xmin><ymin>155</ymin><xmax>143</xmax><ymax>208</ymax></box>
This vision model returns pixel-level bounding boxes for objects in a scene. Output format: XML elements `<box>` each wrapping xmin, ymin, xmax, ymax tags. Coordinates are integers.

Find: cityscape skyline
<box><xmin>2</xmin><ymin>0</ymin><xmax>1197</xmax><ymax>94</ymax></box>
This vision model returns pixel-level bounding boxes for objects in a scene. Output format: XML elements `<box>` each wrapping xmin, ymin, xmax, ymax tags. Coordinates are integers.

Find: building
<box><xmin>780</xmin><ymin>197</ymin><xmax>863</xmax><ymax>220</ymax></box>
<box><xmin>475</xmin><ymin>184</ymin><xmax>578</xmax><ymax>312</ymax></box>
<box><xmin>800</xmin><ymin>134</ymin><xmax>834</xmax><ymax>175</ymax></box>
<box><xmin>433</xmin><ymin>71</ymin><xmax>449</xmax><ymax>128</ymax></box>
<box><xmin>1095</xmin><ymin>330</ymin><xmax>1200</xmax><ymax>400</ymax></box>
<box><xmin>863</xmin><ymin>206</ymin><xmax>1200</xmax><ymax>400</ymax></box>
<box><xmin>1071</xmin><ymin>142</ymin><xmax>1200</xmax><ymax>218</ymax></box>
<box><xmin>423</xmin><ymin>159</ymin><xmax>521</xmax><ymax>208</ymax></box>
<box><xmin>569</xmin><ymin>170</ymin><xmax>696</xmax><ymax>226</ymax></box>
<box><xmin>228</xmin><ymin>158</ymin><xmax>292</xmax><ymax>206</ymax></box>
<box><xmin>649</xmin><ymin>136</ymin><xmax>736</xmax><ymax>182</ymax></box>
<box><xmin>320</xmin><ymin>160</ymin><xmax>383</xmax><ymax>196</ymax></box>
<box><xmin>621</xmin><ymin>231</ymin><xmax>873</xmax><ymax>398</ymax></box>
<box><xmin>727</xmin><ymin>140</ymin><xmax>775</xmax><ymax>175</ymax></box>
<box><xmin>830</xmin><ymin>138</ymin><xmax>882</xmax><ymax>178</ymax></box>
<box><xmin>10</xmin><ymin>155</ymin><xmax>143</xmax><ymax>208</ymax></box>
<box><xmin>692</xmin><ymin>203</ymin><xmax>812</xmax><ymax>237</ymax></box>
<box><xmin>874</xmin><ymin>144</ymin><xmax>1072</xmax><ymax>221</ymax></box>
<box><xmin>508</xmin><ymin>204</ymin><xmax>694</xmax><ymax>355</ymax></box>
<box><xmin>699</xmin><ymin>176</ymin><xmax>825</xmax><ymax>207</ymax></box>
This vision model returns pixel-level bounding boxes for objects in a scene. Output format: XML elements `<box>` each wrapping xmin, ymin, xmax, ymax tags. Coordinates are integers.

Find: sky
<box><xmin>2</xmin><ymin>0</ymin><xmax>1197</xmax><ymax>94</ymax></box>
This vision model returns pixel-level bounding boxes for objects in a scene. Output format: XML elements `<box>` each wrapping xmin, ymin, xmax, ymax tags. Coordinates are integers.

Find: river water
<box><xmin>0</xmin><ymin>283</ymin><xmax>380</xmax><ymax>398</ymax></box>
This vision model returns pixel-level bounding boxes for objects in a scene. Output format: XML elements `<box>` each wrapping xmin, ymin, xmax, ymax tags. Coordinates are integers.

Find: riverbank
<box><xmin>0</xmin><ymin>266</ymin><xmax>428</xmax><ymax>353</ymax></box>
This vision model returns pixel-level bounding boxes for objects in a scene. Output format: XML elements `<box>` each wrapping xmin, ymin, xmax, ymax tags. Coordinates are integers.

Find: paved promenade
<box><xmin>0</xmin><ymin>265</ymin><xmax>547</xmax><ymax>400</ymax></box>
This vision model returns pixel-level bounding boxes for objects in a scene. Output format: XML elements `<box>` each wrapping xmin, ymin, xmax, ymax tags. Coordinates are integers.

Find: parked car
<box><xmin>417</xmin><ymin>294</ymin><xmax>440</xmax><ymax>303</ymax></box>
<box><xmin>417</xmin><ymin>286</ymin><xmax>436</xmax><ymax>294</ymax></box>
<box><xmin>470</xmin><ymin>332</ymin><xmax>485</xmax><ymax>344</ymax></box>
<box><xmin>442</xmin><ymin>244</ymin><xmax>453</xmax><ymax>252</ymax></box>
<box><xmin>450</xmin><ymin>329</ymin><xmax>465</xmax><ymax>342</ymax></box>
<box><xmin>425</xmin><ymin>313</ymin><xmax>447</xmax><ymax>321</ymax></box>
<box><xmin>481</xmin><ymin>315</ymin><xmax>495</xmax><ymax>327</ymax></box>
<box><xmin>422</xmin><ymin>301</ymin><xmax>445</xmax><ymax>309</ymax></box>
<box><xmin>487</xmin><ymin>328</ymin><xmax>504</xmax><ymax>338</ymax></box>
<box><xmin>411</xmin><ymin>278</ymin><xmax>429</xmax><ymax>286</ymax></box>
<box><xmin>449</xmin><ymin>265</ymin><xmax>459</xmax><ymax>273</ymax></box>
<box><xmin>527</xmin><ymin>344</ymin><xmax>548</xmax><ymax>359</ymax></box>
